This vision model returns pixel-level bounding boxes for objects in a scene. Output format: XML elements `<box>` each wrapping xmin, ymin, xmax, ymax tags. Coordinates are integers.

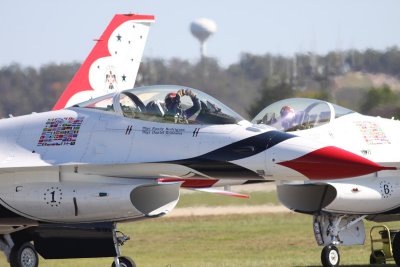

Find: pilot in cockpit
<box><xmin>164</xmin><ymin>89</ymin><xmax>201</xmax><ymax>123</ymax></box>
<box><xmin>280</xmin><ymin>105</ymin><xmax>295</xmax><ymax>131</ymax></box>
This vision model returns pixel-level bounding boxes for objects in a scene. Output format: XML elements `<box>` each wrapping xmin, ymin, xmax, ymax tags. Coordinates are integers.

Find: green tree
<box><xmin>360</xmin><ymin>85</ymin><xmax>400</xmax><ymax>118</ymax></box>
<box><xmin>248</xmin><ymin>77</ymin><xmax>294</xmax><ymax>118</ymax></box>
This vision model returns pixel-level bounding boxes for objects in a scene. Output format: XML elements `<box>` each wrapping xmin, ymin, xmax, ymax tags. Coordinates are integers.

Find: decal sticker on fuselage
<box><xmin>141</xmin><ymin>126</ymin><xmax>185</xmax><ymax>136</ymax></box>
<box><xmin>37</xmin><ymin>117</ymin><xmax>84</xmax><ymax>146</ymax></box>
<box><xmin>354</xmin><ymin>121</ymin><xmax>391</xmax><ymax>145</ymax></box>
<box><xmin>43</xmin><ymin>186</ymin><xmax>63</xmax><ymax>207</ymax></box>
<box><xmin>193</xmin><ymin>128</ymin><xmax>200</xmax><ymax>137</ymax></box>
<box><xmin>379</xmin><ymin>180</ymin><xmax>394</xmax><ymax>199</ymax></box>
<box><xmin>125</xmin><ymin>125</ymin><xmax>133</xmax><ymax>135</ymax></box>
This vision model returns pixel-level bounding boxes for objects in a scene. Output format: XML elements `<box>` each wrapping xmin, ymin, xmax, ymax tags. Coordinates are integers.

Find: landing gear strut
<box><xmin>313</xmin><ymin>214</ymin><xmax>366</xmax><ymax>267</ymax></box>
<box><xmin>111</xmin><ymin>223</ymin><xmax>136</xmax><ymax>267</ymax></box>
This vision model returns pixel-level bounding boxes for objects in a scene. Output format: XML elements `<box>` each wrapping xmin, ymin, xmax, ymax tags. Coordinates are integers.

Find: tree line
<box><xmin>0</xmin><ymin>46</ymin><xmax>400</xmax><ymax>119</ymax></box>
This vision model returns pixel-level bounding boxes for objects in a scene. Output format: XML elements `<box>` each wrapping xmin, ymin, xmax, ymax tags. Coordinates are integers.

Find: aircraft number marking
<box><xmin>43</xmin><ymin>187</ymin><xmax>63</xmax><ymax>207</ymax></box>
<box><xmin>379</xmin><ymin>181</ymin><xmax>393</xmax><ymax>198</ymax></box>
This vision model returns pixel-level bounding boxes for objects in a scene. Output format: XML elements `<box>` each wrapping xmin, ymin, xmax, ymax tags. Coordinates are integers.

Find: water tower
<box><xmin>190</xmin><ymin>18</ymin><xmax>217</xmax><ymax>59</ymax></box>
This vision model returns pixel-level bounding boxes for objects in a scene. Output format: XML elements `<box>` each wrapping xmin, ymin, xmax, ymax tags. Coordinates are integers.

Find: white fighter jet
<box><xmin>0</xmin><ymin>14</ymin><xmax>394</xmax><ymax>267</ymax></box>
<box><xmin>253</xmin><ymin>98</ymin><xmax>400</xmax><ymax>267</ymax></box>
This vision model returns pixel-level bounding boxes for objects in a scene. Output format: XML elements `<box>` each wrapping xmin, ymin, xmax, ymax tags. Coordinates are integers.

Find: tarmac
<box><xmin>169</xmin><ymin>204</ymin><xmax>290</xmax><ymax>217</ymax></box>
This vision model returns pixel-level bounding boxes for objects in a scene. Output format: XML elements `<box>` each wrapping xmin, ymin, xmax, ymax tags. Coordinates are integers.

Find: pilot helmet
<box><xmin>165</xmin><ymin>92</ymin><xmax>181</xmax><ymax>114</ymax></box>
<box><xmin>280</xmin><ymin>105</ymin><xmax>295</xmax><ymax>117</ymax></box>
<box><xmin>280</xmin><ymin>105</ymin><xmax>295</xmax><ymax>129</ymax></box>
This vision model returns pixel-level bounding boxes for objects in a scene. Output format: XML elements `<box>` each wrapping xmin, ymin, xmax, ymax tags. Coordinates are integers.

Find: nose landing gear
<box><xmin>314</xmin><ymin>214</ymin><xmax>366</xmax><ymax>267</ymax></box>
<box><xmin>111</xmin><ymin>223</ymin><xmax>136</xmax><ymax>267</ymax></box>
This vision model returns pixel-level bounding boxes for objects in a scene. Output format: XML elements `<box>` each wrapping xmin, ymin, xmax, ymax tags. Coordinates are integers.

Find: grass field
<box><xmin>176</xmin><ymin>190</ymin><xmax>280</xmax><ymax>208</ymax></box>
<box><xmin>2</xmin><ymin>191</ymin><xmax>400</xmax><ymax>267</ymax></box>
<box><xmin>21</xmin><ymin>214</ymin><xmax>400</xmax><ymax>267</ymax></box>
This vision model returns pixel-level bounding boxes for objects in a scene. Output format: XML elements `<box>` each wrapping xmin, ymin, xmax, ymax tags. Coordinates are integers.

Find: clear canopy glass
<box><xmin>75</xmin><ymin>85</ymin><xmax>244</xmax><ymax>125</ymax></box>
<box><xmin>252</xmin><ymin>98</ymin><xmax>355</xmax><ymax>132</ymax></box>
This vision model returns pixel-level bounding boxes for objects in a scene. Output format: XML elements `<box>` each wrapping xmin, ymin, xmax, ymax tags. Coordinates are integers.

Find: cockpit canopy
<box><xmin>75</xmin><ymin>85</ymin><xmax>244</xmax><ymax>125</ymax></box>
<box><xmin>252</xmin><ymin>98</ymin><xmax>355</xmax><ymax>132</ymax></box>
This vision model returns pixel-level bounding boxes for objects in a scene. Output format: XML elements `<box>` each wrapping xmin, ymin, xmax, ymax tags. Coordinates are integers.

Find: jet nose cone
<box><xmin>278</xmin><ymin>146</ymin><xmax>396</xmax><ymax>179</ymax></box>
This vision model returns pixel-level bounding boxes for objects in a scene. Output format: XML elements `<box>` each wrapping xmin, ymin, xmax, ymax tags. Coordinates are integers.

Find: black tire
<box><xmin>9</xmin><ymin>242</ymin><xmax>38</xmax><ymax>267</ymax></box>
<box><xmin>111</xmin><ymin>256</ymin><xmax>136</xmax><ymax>267</ymax></box>
<box><xmin>393</xmin><ymin>232</ymin><xmax>400</xmax><ymax>266</ymax></box>
<box><xmin>370</xmin><ymin>250</ymin><xmax>386</xmax><ymax>264</ymax></box>
<box><xmin>321</xmin><ymin>245</ymin><xmax>340</xmax><ymax>267</ymax></box>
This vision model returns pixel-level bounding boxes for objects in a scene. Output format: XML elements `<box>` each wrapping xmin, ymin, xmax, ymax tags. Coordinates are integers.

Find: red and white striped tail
<box><xmin>53</xmin><ymin>14</ymin><xmax>155</xmax><ymax>110</ymax></box>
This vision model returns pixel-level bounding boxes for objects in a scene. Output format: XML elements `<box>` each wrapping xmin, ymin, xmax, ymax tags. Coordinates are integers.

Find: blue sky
<box><xmin>1</xmin><ymin>0</ymin><xmax>399</xmax><ymax>67</ymax></box>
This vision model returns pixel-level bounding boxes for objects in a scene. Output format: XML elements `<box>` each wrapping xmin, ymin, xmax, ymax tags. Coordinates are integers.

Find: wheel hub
<box><xmin>329</xmin><ymin>250</ymin><xmax>339</xmax><ymax>265</ymax></box>
<box><xmin>21</xmin><ymin>248</ymin><xmax>37</xmax><ymax>267</ymax></box>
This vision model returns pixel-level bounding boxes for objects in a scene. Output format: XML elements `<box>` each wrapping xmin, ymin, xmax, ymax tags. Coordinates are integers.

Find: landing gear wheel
<box><xmin>9</xmin><ymin>242</ymin><xmax>38</xmax><ymax>267</ymax></box>
<box><xmin>111</xmin><ymin>256</ymin><xmax>136</xmax><ymax>267</ymax></box>
<box><xmin>393</xmin><ymin>232</ymin><xmax>400</xmax><ymax>266</ymax></box>
<box><xmin>321</xmin><ymin>245</ymin><xmax>340</xmax><ymax>267</ymax></box>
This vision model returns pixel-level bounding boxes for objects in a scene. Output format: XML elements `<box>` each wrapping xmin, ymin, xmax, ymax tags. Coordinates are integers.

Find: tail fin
<box><xmin>53</xmin><ymin>14</ymin><xmax>155</xmax><ymax>110</ymax></box>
